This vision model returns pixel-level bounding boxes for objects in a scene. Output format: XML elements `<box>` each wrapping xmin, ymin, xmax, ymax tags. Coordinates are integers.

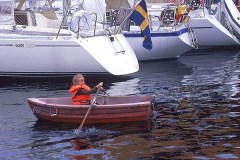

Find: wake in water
<box><xmin>73</xmin><ymin>127</ymin><xmax>119</xmax><ymax>136</ymax></box>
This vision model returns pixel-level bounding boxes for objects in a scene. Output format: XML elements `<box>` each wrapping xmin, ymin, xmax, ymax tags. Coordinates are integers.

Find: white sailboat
<box><xmin>105</xmin><ymin>0</ymin><xmax>197</xmax><ymax>61</ymax></box>
<box><xmin>0</xmin><ymin>0</ymin><xmax>139</xmax><ymax>77</ymax></box>
<box><xmin>221</xmin><ymin>0</ymin><xmax>240</xmax><ymax>38</ymax></box>
<box><xmin>187</xmin><ymin>0</ymin><xmax>240</xmax><ymax>47</ymax></box>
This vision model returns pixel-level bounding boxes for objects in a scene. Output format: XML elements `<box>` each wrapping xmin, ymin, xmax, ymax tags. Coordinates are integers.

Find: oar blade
<box><xmin>74</xmin><ymin>87</ymin><xmax>101</xmax><ymax>134</ymax></box>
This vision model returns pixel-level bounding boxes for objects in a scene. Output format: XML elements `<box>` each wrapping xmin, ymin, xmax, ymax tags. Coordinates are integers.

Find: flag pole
<box><xmin>115</xmin><ymin>0</ymin><xmax>142</xmax><ymax>33</ymax></box>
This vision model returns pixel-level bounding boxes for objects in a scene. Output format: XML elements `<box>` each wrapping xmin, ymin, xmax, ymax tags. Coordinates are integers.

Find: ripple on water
<box><xmin>0</xmin><ymin>49</ymin><xmax>240</xmax><ymax>159</ymax></box>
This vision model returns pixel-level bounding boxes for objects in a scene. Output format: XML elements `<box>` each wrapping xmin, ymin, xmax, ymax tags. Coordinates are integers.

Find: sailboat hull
<box><xmin>223</xmin><ymin>0</ymin><xmax>240</xmax><ymax>38</ymax></box>
<box><xmin>0</xmin><ymin>33</ymin><xmax>138</xmax><ymax>76</ymax></box>
<box><xmin>0</xmin><ymin>0</ymin><xmax>139</xmax><ymax>77</ymax></box>
<box><xmin>189</xmin><ymin>6</ymin><xmax>240</xmax><ymax>47</ymax></box>
<box><xmin>124</xmin><ymin>27</ymin><xmax>193</xmax><ymax>61</ymax></box>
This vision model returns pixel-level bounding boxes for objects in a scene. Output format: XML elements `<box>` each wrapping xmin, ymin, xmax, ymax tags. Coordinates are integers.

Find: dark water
<box><xmin>0</xmin><ymin>48</ymin><xmax>240</xmax><ymax>160</ymax></box>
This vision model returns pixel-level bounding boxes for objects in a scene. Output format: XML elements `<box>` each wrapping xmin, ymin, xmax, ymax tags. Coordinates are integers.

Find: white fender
<box><xmin>70</xmin><ymin>10</ymin><xmax>92</xmax><ymax>32</ymax></box>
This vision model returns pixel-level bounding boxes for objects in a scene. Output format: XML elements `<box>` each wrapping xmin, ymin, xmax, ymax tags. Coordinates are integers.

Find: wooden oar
<box><xmin>76</xmin><ymin>86</ymin><xmax>101</xmax><ymax>132</ymax></box>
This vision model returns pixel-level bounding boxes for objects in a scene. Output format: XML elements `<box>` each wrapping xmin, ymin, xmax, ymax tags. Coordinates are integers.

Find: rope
<box><xmin>33</xmin><ymin>102</ymin><xmax>49</xmax><ymax>118</ymax></box>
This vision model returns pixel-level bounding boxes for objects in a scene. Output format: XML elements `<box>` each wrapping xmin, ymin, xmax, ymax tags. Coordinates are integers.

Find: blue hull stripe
<box><xmin>193</xmin><ymin>27</ymin><xmax>213</xmax><ymax>29</ymax></box>
<box><xmin>124</xmin><ymin>28</ymin><xmax>189</xmax><ymax>37</ymax></box>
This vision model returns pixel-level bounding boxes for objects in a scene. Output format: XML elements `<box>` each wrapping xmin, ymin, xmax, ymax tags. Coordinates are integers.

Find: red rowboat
<box><xmin>27</xmin><ymin>95</ymin><xmax>156</xmax><ymax>123</ymax></box>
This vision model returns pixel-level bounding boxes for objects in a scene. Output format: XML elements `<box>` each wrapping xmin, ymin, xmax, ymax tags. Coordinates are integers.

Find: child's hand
<box><xmin>97</xmin><ymin>82</ymin><xmax>103</xmax><ymax>88</ymax></box>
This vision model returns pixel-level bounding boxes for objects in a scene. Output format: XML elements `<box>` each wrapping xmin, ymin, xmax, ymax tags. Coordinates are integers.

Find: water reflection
<box><xmin>150</xmin><ymin>49</ymin><xmax>240</xmax><ymax>159</ymax></box>
<box><xmin>1</xmin><ymin>48</ymin><xmax>240</xmax><ymax>160</ymax></box>
<box><xmin>68</xmin><ymin>139</ymin><xmax>93</xmax><ymax>159</ymax></box>
<box><xmin>106</xmin><ymin>78</ymin><xmax>141</xmax><ymax>96</ymax></box>
<box><xmin>33</xmin><ymin>118</ymin><xmax>154</xmax><ymax>134</ymax></box>
<box><xmin>28</xmin><ymin>119</ymin><xmax>155</xmax><ymax>159</ymax></box>
<box><xmin>104</xmin><ymin>59</ymin><xmax>193</xmax><ymax>104</ymax></box>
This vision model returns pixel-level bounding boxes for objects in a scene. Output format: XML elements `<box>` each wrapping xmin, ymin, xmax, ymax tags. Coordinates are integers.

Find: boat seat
<box><xmin>160</xmin><ymin>9</ymin><xmax>175</xmax><ymax>27</ymax></box>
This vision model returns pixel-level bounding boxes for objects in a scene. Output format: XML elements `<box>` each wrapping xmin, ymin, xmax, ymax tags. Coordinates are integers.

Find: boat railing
<box><xmin>178</xmin><ymin>0</ymin><xmax>206</xmax><ymax>18</ymax></box>
<box><xmin>0</xmin><ymin>6</ymin><xmax>115</xmax><ymax>39</ymax></box>
<box><xmin>149</xmin><ymin>5</ymin><xmax>192</xmax><ymax>31</ymax></box>
<box><xmin>147</xmin><ymin>0</ymin><xmax>183</xmax><ymax>4</ymax></box>
<box><xmin>0</xmin><ymin>1</ymin><xmax>14</xmax><ymax>25</ymax></box>
<box><xmin>0</xmin><ymin>9</ymin><xmax>66</xmax><ymax>39</ymax></box>
<box><xmin>56</xmin><ymin>6</ymin><xmax>123</xmax><ymax>39</ymax></box>
<box><xmin>157</xmin><ymin>8</ymin><xmax>177</xmax><ymax>29</ymax></box>
<box><xmin>105</xmin><ymin>8</ymin><xmax>132</xmax><ymax>32</ymax></box>
<box><xmin>107</xmin><ymin>5</ymin><xmax>178</xmax><ymax>32</ymax></box>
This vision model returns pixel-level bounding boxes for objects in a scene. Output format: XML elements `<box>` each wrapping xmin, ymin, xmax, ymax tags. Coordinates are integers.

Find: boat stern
<box><xmin>76</xmin><ymin>33</ymin><xmax>139</xmax><ymax>75</ymax></box>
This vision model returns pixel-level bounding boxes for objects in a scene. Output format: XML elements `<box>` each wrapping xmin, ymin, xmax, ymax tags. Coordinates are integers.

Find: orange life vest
<box><xmin>68</xmin><ymin>84</ymin><xmax>92</xmax><ymax>105</ymax></box>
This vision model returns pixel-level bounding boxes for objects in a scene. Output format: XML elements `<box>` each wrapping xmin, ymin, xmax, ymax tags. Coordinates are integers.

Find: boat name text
<box><xmin>14</xmin><ymin>44</ymin><xmax>24</xmax><ymax>48</ymax></box>
<box><xmin>13</xmin><ymin>44</ymin><xmax>35</xmax><ymax>48</ymax></box>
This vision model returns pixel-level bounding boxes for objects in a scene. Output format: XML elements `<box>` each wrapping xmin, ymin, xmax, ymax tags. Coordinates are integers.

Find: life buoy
<box><xmin>70</xmin><ymin>10</ymin><xmax>92</xmax><ymax>32</ymax></box>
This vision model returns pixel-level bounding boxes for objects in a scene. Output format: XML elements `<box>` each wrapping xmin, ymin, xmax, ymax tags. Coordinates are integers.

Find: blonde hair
<box><xmin>72</xmin><ymin>74</ymin><xmax>84</xmax><ymax>85</ymax></box>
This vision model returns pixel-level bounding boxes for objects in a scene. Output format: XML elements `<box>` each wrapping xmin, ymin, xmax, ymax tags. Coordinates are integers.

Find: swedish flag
<box><xmin>129</xmin><ymin>0</ymin><xmax>152</xmax><ymax>50</ymax></box>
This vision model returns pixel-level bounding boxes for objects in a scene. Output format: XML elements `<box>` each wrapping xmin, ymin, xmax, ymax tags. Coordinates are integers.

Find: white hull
<box><xmin>121</xmin><ymin>2</ymin><xmax>195</xmax><ymax>61</ymax></box>
<box><xmin>0</xmin><ymin>37</ymin><xmax>103</xmax><ymax>75</ymax></box>
<box><xmin>189</xmin><ymin>6</ymin><xmax>240</xmax><ymax>47</ymax></box>
<box><xmin>124</xmin><ymin>27</ymin><xmax>193</xmax><ymax>61</ymax></box>
<box><xmin>0</xmin><ymin>29</ymin><xmax>139</xmax><ymax>76</ymax></box>
<box><xmin>0</xmin><ymin>0</ymin><xmax>139</xmax><ymax>77</ymax></box>
<box><xmin>223</xmin><ymin>0</ymin><xmax>240</xmax><ymax>37</ymax></box>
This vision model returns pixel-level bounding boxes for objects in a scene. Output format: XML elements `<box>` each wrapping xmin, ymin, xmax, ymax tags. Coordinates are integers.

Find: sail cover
<box><xmin>105</xmin><ymin>0</ymin><xmax>131</xmax><ymax>9</ymax></box>
<box><xmin>83</xmin><ymin>0</ymin><xmax>106</xmax><ymax>23</ymax></box>
<box><xmin>0</xmin><ymin>0</ymin><xmax>14</xmax><ymax>24</ymax></box>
